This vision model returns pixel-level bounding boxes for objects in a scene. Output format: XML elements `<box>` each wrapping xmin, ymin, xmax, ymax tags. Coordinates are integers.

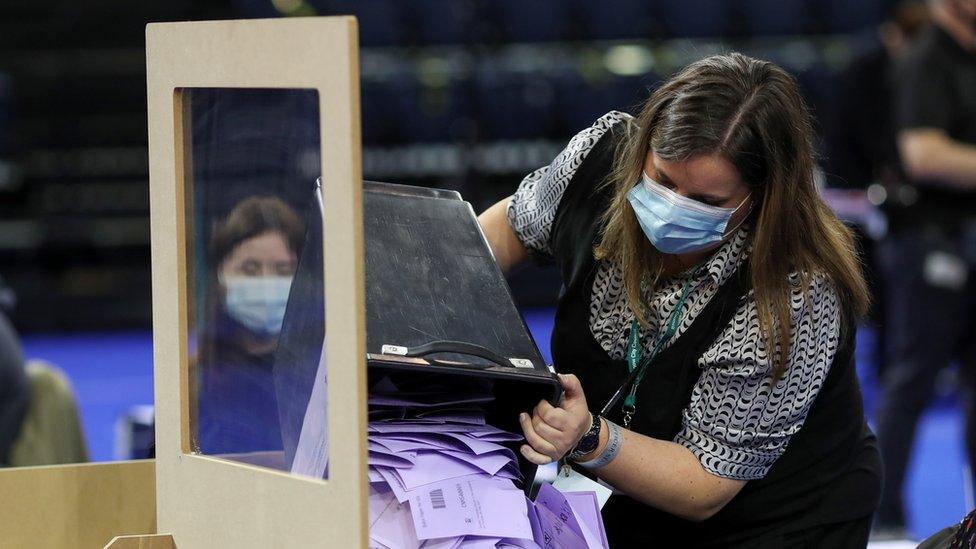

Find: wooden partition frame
<box><xmin>146</xmin><ymin>18</ymin><xmax>366</xmax><ymax>547</ymax></box>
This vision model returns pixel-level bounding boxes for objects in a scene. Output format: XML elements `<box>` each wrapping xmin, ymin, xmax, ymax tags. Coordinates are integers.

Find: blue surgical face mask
<box><xmin>627</xmin><ymin>171</ymin><xmax>751</xmax><ymax>255</ymax></box>
<box><xmin>223</xmin><ymin>276</ymin><xmax>293</xmax><ymax>336</ymax></box>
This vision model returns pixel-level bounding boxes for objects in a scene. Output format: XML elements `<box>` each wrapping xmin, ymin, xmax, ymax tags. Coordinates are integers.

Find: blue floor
<box><xmin>18</xmin><ymin>312</ymin><xmax>971</xmax><ymax>539</ymax></box>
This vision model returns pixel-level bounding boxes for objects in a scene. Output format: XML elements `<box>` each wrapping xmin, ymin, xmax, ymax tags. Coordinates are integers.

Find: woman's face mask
<box><xmin>218</xmin><ymin>230</ymin><xmax>297</xmax><ymax>338</ymax></box>
<box><xmin>627</xmin><ymin>171</ymin><xmax>751</xmax><ymax>255</ymax></box>
<box><xmin>223</xmin><ymin>276</ymin><xmax>293</xmax><ymax>336</ymax></box>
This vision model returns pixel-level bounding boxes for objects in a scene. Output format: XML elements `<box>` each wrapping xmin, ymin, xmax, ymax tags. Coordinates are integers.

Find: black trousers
<box><xmin>874</xmin><ymin>226</ymin><xmax>976</xmax><ymax>526</ymax></box>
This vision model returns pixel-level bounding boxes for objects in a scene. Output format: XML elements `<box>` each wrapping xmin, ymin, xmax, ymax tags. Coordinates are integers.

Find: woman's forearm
<box><xmin>899</xmin><ymin>129</ymin><xmax>976</xmax><ymax>188</ymax></box>
<box><xmin>584</xmin><ymin>421</ymin><xmax>746</xmax><ymax>521</ymax></box>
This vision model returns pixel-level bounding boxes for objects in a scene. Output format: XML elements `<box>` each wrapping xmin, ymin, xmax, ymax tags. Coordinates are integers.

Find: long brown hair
<box><xmin>595</xmin><ymin>53</ymin><xmax>868</xmax><ymax>381</ymax></box>
<box><xmin>210</xmin><ymin>196</ymin><xmax>304</xmax><ymax>270</ymax></box>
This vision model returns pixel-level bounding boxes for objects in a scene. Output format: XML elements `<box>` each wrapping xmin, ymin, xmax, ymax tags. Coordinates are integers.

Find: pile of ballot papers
<box><xmin>366</xmin><ymin>378</ymin><xmax>609</xmax><ymax>549</ymax></box>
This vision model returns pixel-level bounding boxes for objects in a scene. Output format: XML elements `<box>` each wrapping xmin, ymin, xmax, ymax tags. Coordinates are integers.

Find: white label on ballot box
<box><xmin>291</xmin><ymin>344</ymin><xmax>329</xmax><ymax>478</ymax></box>
<box><xmin>381</xmin><ymin>344</ymin><xmax>408</xmax><ymax>356</ymax></box>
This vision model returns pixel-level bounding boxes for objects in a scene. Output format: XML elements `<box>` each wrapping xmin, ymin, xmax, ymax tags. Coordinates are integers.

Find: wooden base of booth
<box><xmin>0</xmin><ymin>459</ymin><xmax>156</xmax><ymax>549</ymax></box>
<box><xmin>104</xmin><ymin>534</ymin><xmax>175</xmax><ymax>549</ymax></box>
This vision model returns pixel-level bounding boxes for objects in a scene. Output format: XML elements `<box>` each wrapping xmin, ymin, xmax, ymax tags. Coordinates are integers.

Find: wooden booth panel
<box><xmin>146</xmin><ymin>17</ymin><xmax>366</xmax><ymax>548</ymax></box>
<box><xmin>0</xmin><ymin>460</ymin><xmax>156</xmax><ymax>549</ymax></box>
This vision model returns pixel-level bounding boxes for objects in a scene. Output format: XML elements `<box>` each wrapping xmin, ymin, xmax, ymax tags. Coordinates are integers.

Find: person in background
<box><xmin>873</xmin><ymin>0</ymin><xmax>976</xmax><ymax>538</ymax></box>
<box><xmin>0</xmin><ymin>305</ymin><xmax>28</xmax><ymax>466</ymax></box>
<box><xmin>823</xmin><ymin>0</ymin><xmax>930</xmax><ymax>384</ymax></box>
<box><xmin>195</xmin><ymin>196</ymin><xmax>303</xmax><ymax>455</ymax></box>
<box><xmin>0</xmin><ymin>277</ymin><xmax>86</xmax><ymax>466</ymax></box>
<box><xmin>826</xmin><ymin>0</ymin><xmax>929</xmax><ymax>195</ymax></box>
<box><xmin>481</xmin><ymin>53</ymin><xmax>880</xmax><ymax>547</ymax></box>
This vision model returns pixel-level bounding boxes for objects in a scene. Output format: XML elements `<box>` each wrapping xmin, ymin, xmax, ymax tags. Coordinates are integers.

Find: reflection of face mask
<box><xmin>627</xmin><ymin>172</ymin><xmax>751</xmax><ymax>255</ymax></box>
<box><xmin>223</xmin><ymin>276</ymin><xmax>293</xmax><ymax>336</ymax></box>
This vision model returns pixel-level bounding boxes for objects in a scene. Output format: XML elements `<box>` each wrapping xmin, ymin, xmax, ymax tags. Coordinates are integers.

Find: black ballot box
<box><xmin>273</xmin><ymin>180</ymin><xmax>561</xmax><ymax>487</ymax></box>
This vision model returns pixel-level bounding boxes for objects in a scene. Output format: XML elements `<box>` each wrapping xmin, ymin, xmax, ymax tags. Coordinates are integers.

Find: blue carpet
<box><xmin>16</xmin><ymin>314</ymin><xmax>970</xmax><ymax>538</ymax></box>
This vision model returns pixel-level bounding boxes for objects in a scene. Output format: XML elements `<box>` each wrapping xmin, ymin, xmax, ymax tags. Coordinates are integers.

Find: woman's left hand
<box><xmin>519</xmin><ymin>373</ymin><xmax>592</xmax><ymax>465</ymax></box>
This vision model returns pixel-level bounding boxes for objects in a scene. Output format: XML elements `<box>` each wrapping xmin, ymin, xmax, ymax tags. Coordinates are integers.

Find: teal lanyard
<box><xmin>621</xmin><ymin>273</ymin><xmax>696</xmax><ymax>428</ymax></box>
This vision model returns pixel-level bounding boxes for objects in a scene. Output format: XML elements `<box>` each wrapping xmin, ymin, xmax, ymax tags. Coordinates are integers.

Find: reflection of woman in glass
<box><xmin>196</xmin><ymin>196</ymin><xmax>303</xmax><ymax>455</ymax></box>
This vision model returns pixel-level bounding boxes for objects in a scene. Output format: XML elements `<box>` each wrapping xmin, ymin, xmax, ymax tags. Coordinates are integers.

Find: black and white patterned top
<box><xmin>507</xmin><ymin>111</ymin><xmax>841</xmax><ymax>481</ymax></box>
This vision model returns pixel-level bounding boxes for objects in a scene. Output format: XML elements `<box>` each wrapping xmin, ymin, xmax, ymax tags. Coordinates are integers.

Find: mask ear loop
<box><xmin>721</xmin><ymin>195</ymin><xmax>756</xmax><ymax>240</ymax></box>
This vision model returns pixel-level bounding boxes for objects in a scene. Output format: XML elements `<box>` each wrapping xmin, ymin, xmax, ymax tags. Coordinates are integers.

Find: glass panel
<box><xmin>182</xmin><ymin>87</ymin><xmax>327</xmax><ymax>479</ymax></box>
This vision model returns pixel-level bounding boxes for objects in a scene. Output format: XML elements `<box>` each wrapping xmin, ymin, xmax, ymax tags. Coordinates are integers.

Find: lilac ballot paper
<box><xmin>371</xmin><ymin>498</ymin><xmax>422</xmax><ymax>549</ymax></box>
<box><xmin>563</xmin><ymin>492</ymin><xmax>609</xmax><ymax>549</ymax></box>
<box><xmin>534</xmin><ymin>484</ymin><xmax>605</xmax><ymax>549</ymax></box>
<box><xmin>408</xmin><ymin>477</ymin><xmax>535</xmax><ymax>540</ymax></box>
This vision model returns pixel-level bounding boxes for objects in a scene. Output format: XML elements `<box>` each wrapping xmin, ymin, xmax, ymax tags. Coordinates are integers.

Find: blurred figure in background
<box><xmin>874</xmin><ymin>0</ymin><xmax>976</xmax><ymax>538</ymax></box>
<box><xmin>827</xmin><ymin>0</ymin><xmax>929</xmax><ymax>195</ymax></box>
<box><xmin>824</xmin><ymin>0</ymin><xmax>930</xmax><ymax>389</ymax></box>
<box><xmin>0</xmin><ymin>276</ymin><xmax>87</xmax><ymax>467</ymax></box>
<box><xmin>195</xmin><ymin>196</ymin><xmax>302</xmax><ymax>455</ymax></box>
<box><xmin>0</xmin><ymin>300</ymin><xmax>28</xmax><ymax>466</ymax></box>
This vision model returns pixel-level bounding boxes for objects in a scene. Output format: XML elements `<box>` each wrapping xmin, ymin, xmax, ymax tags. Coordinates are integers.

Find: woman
<box><xmin>196</xmin><ymin>195</ymin><xmax>303</xmax><ymax>455</ymax></box>
<box><xmin>479</xmin><ymin>53</ymin><xmax>881</xmax><ymax>547</ymax></box>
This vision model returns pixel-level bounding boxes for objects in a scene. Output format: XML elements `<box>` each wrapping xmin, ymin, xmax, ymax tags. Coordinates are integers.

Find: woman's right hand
<box><xmin>518</xmin><ymin>373</ymin><xmax>592</xmax><ymax>464</ymax></box>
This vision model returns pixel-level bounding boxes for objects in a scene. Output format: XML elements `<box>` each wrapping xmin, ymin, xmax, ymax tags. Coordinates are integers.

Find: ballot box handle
<box><xmin>402</xmin><ymin>341</ymin><xmax>518</xmax><ymax>369</ymax></box>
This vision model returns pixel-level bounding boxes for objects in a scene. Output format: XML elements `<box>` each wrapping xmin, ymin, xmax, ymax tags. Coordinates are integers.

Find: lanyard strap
<box><xmin>612</xmin><ymin>273</ymin><xmax>696</xmax><ymax>427</ymax></box>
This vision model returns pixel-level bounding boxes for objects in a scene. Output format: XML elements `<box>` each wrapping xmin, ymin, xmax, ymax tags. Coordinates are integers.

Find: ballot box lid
<box><xmin>362</xmin><ymin>180</ymin><xmax>552</xmax><ymax>379</ymax></box>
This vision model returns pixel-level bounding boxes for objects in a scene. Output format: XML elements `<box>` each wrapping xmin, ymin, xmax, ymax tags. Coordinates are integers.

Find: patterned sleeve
<box><xmin>674</xmin><ymin>273</ymin><xmax>841</xmax><ymax>480</ymax></box>
<box><xmin>506</xmin><ymin>110</ymin><xmax>632</xmax><ymax>257</ymax></box>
